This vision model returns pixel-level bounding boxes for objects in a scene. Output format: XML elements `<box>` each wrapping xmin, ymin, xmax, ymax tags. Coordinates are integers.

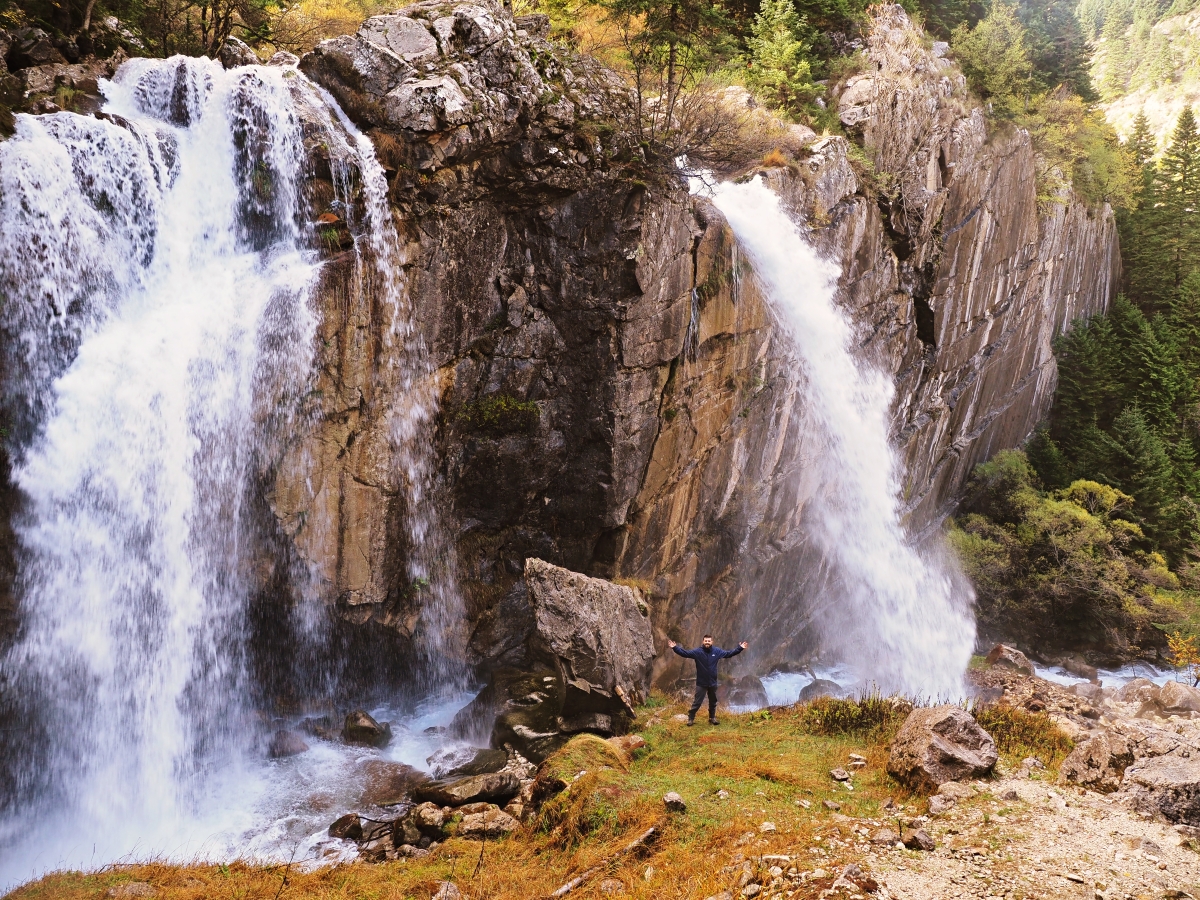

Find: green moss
<box><xmin>457</xmin><ymin>393</ymin><xmax>539</xmax><ymax>435</ymax></box>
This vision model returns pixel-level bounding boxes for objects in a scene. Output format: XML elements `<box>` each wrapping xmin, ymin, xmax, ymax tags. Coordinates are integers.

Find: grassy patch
<box><xmin>10</xmin><ymin>696</ymin><xmax>1071</xmax><ymax>899</ymax></box>
<box><xmin>972</xmin><ymin>703</ymin><xmax>1074</xmax><ymax>769</ymax></box>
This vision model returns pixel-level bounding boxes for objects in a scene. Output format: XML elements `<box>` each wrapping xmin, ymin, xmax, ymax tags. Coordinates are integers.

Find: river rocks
<box><xmin>887</xmin><ymin>706</ymin><xmax>998</xmax><ymax>790</ymax></box>
<box><xmin>267</xmin><ymin>729</ymin><xmax>309</xmax><ymax>758</ymax></box>
<box><xmin>358</xmin><ymin>759</ymin><xmax>428</xmax><ymax>806</ymax></box>
<box><xmin>728</xmin><ymin>675</ymin><xmax>769</xmax><ymax>709</ymax></box>
<box><xmin>1157</xmin><ymin>681</ymin><xmax>1200</xmax><ymax>715</ymax></box>
<box><xmin>343</xmin><ymin>709</ymin><xmax>393</xmax><ymax>747</ymax></box>
<box><xmin>434</xmin><ymin>746</ymin><xmax>508</xmax><ymax>777</ymax></box>
<box><xmin>5</xmin><ymin>28</ymin><xmax>66</xmax><ymax>70</ymax></box>
<box><xmin>799</xmin><ymin>679</ymin><xmax>845</xmax><ymax>702</ymax></box>
<box><xmin>1117</xmin><ymin>678</ymin><xmax>1161</xmax><ymax>704</ymax></box>
<box><xmin>218</xmin><ymin>37</ymin><xmax>259</xmax><ymax>69</ymax></box>
<box><xmin>986</xmin><ymin>644</ymin><xmax>1035</xmax><ymax>676</ymax></box>
<box><xmin>1059</xmin><ymin>730</ymin><xmax>1134</xmax><ymax>792</ymax></box>
<box><xmin>1121</xmin><ymin>755</ymin><xmax>1200</xmax><ymax>824</ymax></box>
<box><xmin>412</xmin><ymin>772</ymin><xmax>520</xmax><ymax>806</ymax></box>
<box><xmin>329</xmin><ymin>812</ymin><xmax>364</xmax><ymax>840</ymax></box>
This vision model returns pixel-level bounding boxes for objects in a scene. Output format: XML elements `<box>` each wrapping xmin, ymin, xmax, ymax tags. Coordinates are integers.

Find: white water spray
<box><xmin>709</xmin><ymin>176</ymin><xmax>974</xmax><ymax>698</ymax></box>
<box><xmin>0</xmin><ymin>57</ymin><xmax>462</xmax><ymax>885</ymax></box>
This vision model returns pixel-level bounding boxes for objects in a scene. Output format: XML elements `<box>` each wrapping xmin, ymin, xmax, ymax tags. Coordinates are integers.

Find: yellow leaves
<box><xmin>1168</xmin><ymin>629</ymin><xmax>1200</xmax><ymax>684</ymax></box>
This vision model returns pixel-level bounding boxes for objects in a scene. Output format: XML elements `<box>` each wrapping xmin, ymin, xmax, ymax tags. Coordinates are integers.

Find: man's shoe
<box><xmin>709</xmin><ymin>718</ymin><xmax>720</xmax><ymax>725</ymax></box>
<box><xmin>686</xmin><ymin>717</ymin><xmax>695</xmax><ymax>727</ymax></box>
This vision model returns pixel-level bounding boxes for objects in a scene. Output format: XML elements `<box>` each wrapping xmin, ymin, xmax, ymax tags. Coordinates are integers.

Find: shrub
<box><xmin>793</xmin><ymin>694</ymin><xmax>910</xmax><ymax>738</ymax></box>
<box><xmin>972</xmin><ymin>703</ymin><xmax>1074</xmax><ymax>767</ymax></box>
<box><xmin>456</xmin><ymin>394</ymin><xmax>539</xmax><ymax>435</ymax></box>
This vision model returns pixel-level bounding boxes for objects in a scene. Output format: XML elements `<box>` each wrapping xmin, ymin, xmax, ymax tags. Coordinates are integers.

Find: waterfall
<box><xmin>0</xmin><ymin>56</ymin><xmax>460</xmax><ymax>884</ymax></box>
<box><xmin>708</xmin><ymin>176</ymin><xmax>974</xmax><ymax>698</ymax></box>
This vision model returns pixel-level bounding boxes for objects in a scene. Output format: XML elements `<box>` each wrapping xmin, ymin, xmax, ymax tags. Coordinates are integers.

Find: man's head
<box><xmin>702</xmin><ymin>634</ymin><xmax>713</xmax><ymax>648</ymax></box>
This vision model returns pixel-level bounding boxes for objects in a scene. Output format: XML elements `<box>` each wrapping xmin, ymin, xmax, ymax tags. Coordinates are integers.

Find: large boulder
<box><xmin>1115</xmin><ymin>678</ymin><xmax>1160</xmax><ymax>704</ymax></box>
<box><xmin>1121</xmin><ymin>755</ymin><xmax>1200</xmax><ymax>824</ymax></box>
<box><xmin>887</xmin><ymin>706</ymin><xmax>998</xmax><ymax>790</ymax></box>
<box><xmin>454</xmin><ymin>559</ymin><xmax>654</xmax><ymax>761</ymax></box>
<box><xmin>1157</xmin><ymin>681</ymin><xmax>1200</xmax><ymax>715</ymax></box>
<box><xmin>1058</xmin><ymin>730</ymin><xmax>1132</xmax><ymax>792</ymax></box>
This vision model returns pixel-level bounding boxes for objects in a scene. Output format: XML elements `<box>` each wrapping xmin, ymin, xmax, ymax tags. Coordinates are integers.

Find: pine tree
<box><xmin>1106</xmin><ymin>405</ymin><xmax>1177</xmax><ymax>544</ymax></box>
<box><xmin>746</xmin><ymin>0</ymin><xmax>814</xmax><ymax>114</ymax></box>
<box><xmin>1158</xmin><ymin>107</ymin><xmax>1200</xmax><ymax>291</ymax></box>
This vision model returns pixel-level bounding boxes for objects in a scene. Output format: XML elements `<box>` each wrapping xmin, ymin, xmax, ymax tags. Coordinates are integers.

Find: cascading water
<box><xmin>707</xmin><ymin>175</ymin><xmax>975</xmax><ymax>699</ymax></box>
<box><xmin>0</xmin><ymin>56</ymin><xmax>464</xmax><ymax>886</ymax></box>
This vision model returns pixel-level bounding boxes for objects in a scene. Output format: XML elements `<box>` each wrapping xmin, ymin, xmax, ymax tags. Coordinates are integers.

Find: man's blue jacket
<box><xmin>672</xmin><ymin>643</ymin><xmax>743</xmax><ymax>687</ymax></box>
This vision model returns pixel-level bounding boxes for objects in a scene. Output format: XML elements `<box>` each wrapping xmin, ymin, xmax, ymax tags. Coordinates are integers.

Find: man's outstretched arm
<box><xmin>722</xmin><ymin>641</ymin><xmax>749</xmax><ymax>658</ymax></box>
<box><xmin>666</xmin><ymin>639</ymin><xmax>695</xmax><ymax>658</ymax></box>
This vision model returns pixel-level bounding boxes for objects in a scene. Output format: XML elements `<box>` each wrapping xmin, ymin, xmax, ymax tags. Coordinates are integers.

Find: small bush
<box><xmin>762</xmin><ymin>147</ymin><xmax>790</xmax><ymax>167</ymax></box>
<box><xmin>972</xmin><ymin>703</ymin><xmax>1074</xmax><ymax>767</ymax></box>
<box><xmin>456</xmin><ymin>394</ymin><xmax>539</xmax><ymax>435</ymax></box>
<box><xmin>793</xmin><ymin>694</ymin><xmax>909</xmax><ymax>739</ymax></box>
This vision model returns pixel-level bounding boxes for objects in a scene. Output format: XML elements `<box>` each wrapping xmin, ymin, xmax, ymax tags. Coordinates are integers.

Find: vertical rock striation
<box><xmin>285</xmin><ymin>1</ymin><xmax>1117</xmax><ymax>680</ymax></box>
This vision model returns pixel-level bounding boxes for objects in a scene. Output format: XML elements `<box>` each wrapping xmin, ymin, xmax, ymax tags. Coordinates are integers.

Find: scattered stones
<box><xmin>328</xmin><ymin>812</ymin><xmax>363</xmax><ymax>840</ymax></box>
<box><xmin>672</xmin><ymin>713</ymin><xmax>691</xmax><ymax>723</ymax></box>
<box><xmin>413</xmin><ymin>772</ymin><xmax>520</xmax><ymax>807</ymax></box>
<box><xmin>833</xmin><ymin>863</ymin><xmax>879</xmax><ymax>893</ymax></box>
<box><xmin>716</xmin><ymin>789</ymin><xmax>731</xmax><ymax>799</ymax></box>
<box><xmin>986</xmin><ymin>644</ymin><xmax>1035</xmax><ymax>676</ymax></box>
<box><xmin>936</xmin><ymin>781</ymin><xmax>975</xmax><ymax>800</ymax></box>
<box><xmin>887</xmin><ymin>706</ymin><xmax>998</xmax><ymax>790</ymax></box>
<box><xmin>795</xmin><ymin>797</ymin><xmax>811</xmax><ymax>809</ymax></box>
<box><xmin>432</xmin><ymin>883</ymin><xmax>462</xmax><ymax>900</ymax></box>
<box><xmin>342</xmin><ymin>709</ymin><xmax>392</xmax><ymax>747</ymax></box>
<box><xmin>759</xmin><ymin>821</ymin><xmax>776</xmax><ymax>833</ymax></box>
<box><xmin>740</xmin><ymin>885</ymin><xmax>762</xmax><ymax>898</ymax></box>
<box><xmin>598</xmin><ymin>878</ymin><xmax>625</xmax><ymax>894</ymax></box>
<box><xmin>663</xmin><ymin>792</ymin><xmax>687</xmax><ymax>812</ymax></box>
<box><xmin>830</xmin><ymin>767</ymin><xmax>851</xmax><ymax>782</ymax></box>
<box><xmin>999</xmin><ymin>788</ymin><xmax>1019</xmax><ymax>801</ymax></box>
<box><xmin>871</xmin><ymin>827</ymin><xmax>899</xmax><ymax>845</ymax></box>
<box><xmin>1059</xmin><ymin>730</ymin><xmax>1134</xmax><ymax>792</ymax></box>
<box><xmin>901</xmin><ymin>826</ymin><xmax>936</xmax><ymax>851</ymax></box>
<box><xmin>823</xmin><ymin>799</ymin><xmax>841</xmax><ymax>811</ymax></box>
<box><xmin>928</xmin><ymin>794</ymin><xmax>956</xmax><ymax>815</ymax></box>
<box><xmin>268</xmin><ymin>729</ymin><xmax>309</xmax><ymax>758</ymax></box>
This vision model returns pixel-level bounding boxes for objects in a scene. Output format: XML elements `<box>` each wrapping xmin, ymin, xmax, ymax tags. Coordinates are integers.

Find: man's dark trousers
<box><xmin>690</xmin><ymin>684</ymin><xmax>718</xmax><ymax>720</ymax></box>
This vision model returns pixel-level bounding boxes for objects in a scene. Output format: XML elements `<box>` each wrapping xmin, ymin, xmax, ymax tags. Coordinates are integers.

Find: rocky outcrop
<box><xmin>274</xmin><ymin>0</ymin><xmax>1118</xmax><ymax>688</ymax></box>
<box><xmin>451</xmin><ymin>558</ymin><xmax>654</xmax><ymax>760</ymax></box>
<box><xmin>0</xmin><ymin>3</ymin><xmax>1118</xmax><ymax>687</ymax></box>
<box><xmin>887</xmin><ymin>706</ymin><xmax>998</xmax><ymax>789</ymax></box>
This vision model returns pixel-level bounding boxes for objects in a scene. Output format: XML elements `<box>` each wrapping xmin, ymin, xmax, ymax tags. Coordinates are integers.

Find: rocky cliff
<box><xmin>275</xmin><ymin>2</ymin><xmax>1117</xmax><ymax>686</ymax></box>
<box><xmin>0</xmin><ymin>4</ymin><xmax>1119</xmax><ymax>688</ymax></box>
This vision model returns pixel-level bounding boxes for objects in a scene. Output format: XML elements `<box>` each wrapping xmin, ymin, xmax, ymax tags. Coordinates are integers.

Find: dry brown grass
<box><xmin>761</xmin><ymin>148</ymin><xmax>790</xmax><ymax>168</ymax></box>
<box><xmin>9</xmin><ymin>697</ymin><xmax>1065</xmax><ymax>899</ymax></box>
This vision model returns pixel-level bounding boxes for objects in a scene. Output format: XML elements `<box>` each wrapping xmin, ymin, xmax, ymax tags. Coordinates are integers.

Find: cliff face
<box><xmin>279</xmin><ymin>1</ymin><xmax>1119</xmax><ymax>682</ymax></box>
<box><xmin>0</xmin><ymin>4</ymin><xmax>1117</xmax><ymax>680</ymax></box>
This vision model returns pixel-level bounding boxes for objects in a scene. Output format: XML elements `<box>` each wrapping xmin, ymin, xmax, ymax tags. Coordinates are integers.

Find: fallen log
<box><xmin>548</xmin><ymin>826</ymin><xmax>658</xmax><ymax>897</ymax></box>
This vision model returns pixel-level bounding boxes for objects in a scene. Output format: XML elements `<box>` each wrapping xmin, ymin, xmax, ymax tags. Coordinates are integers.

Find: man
<box><xmin>667</xmin><ymin>634</ymin><xmax>749</xmax><ymax>726</ymax></box>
